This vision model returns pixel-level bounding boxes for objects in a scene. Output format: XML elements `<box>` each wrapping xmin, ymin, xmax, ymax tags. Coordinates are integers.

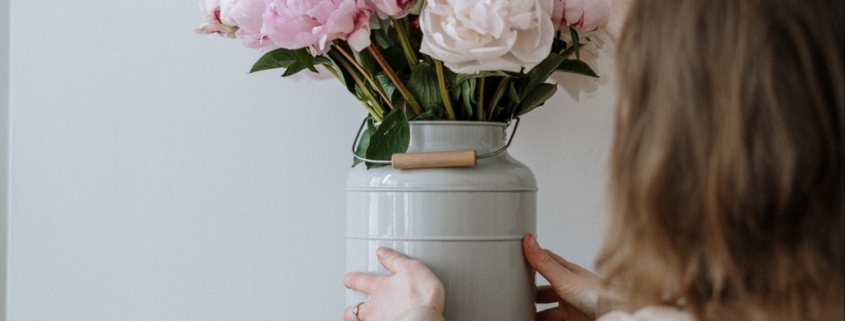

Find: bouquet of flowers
<box><xmin>197</xmin><ymin>0</ymin><xmax>612</xmax><ymax>167</ymax></box>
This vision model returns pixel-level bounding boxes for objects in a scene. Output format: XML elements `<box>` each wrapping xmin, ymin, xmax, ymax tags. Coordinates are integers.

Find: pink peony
<box><xmin>195</xmin><ymin>0</ymin><xmax>238</xmax><ymax>38</ymax></box>
<box><xmin>224</xmin><ymin>0</ymin><xmax>274</xmax><ymax>48</ymax></box>
<box><xmin>367</xmin><ymin>0</ymin><xmax>417</xmax><ymax>19</ymax></box>
<box><xmin>551</xmin><ymin>0</ymin><xmax>611</xmax><ymax>32</ymax></box>
<box><xmin>262</xmin><ymin>0</ymin><xmax>374</xmax><ymax>55</ymax></box>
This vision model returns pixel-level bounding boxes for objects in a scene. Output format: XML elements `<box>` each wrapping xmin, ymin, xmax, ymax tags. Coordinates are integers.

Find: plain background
<box><xmin>1</xmin><ymin>0</ymin><xmax>616</xmax><ymax>320</ymax></box>
<box><xmin>1</xmin><ymin>0</ymin><xmax>9</xmax><ymax>317</ymax></box>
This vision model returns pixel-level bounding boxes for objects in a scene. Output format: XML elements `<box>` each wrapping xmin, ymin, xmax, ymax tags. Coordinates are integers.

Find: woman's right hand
<box><xmin>523</xmin><ymin>234</ymin><xmax>604</xmax><ymax>321</ymax></box>
<box><xmin>342</xmin><ymin>247</ymin><xmax>446</xmax><ymax>321</ymax></box>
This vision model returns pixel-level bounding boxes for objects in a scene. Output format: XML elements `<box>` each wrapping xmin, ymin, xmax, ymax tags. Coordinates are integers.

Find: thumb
<box><xmin>523</xmin><ymin>234</ymin><xmax>579</xmax><ymax>295</ymax></box>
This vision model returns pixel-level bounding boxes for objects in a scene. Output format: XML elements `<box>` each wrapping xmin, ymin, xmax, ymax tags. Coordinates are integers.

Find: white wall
<box><xmin>5</xmin><ymin>0</ymin><xmax>615</xmax><ymax>320</ymax></box>
<box><xmin>1</xmin><ymin>0</ymin><xmax>9</xmax><ymax>318</ymax></box>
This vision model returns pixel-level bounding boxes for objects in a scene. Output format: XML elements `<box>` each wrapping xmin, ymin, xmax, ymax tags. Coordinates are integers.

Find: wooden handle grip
<box><xmin>391</xmin><ymin>150</ymin><xmax>477</xmax><ymax>169</ymax></box>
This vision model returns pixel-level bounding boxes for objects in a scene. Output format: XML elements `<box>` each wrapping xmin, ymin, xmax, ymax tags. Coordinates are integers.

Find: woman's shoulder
<box><xmin>599</xmin><ymin>306</ymin><xmax>694</xmax><ymax>321</ymax></box>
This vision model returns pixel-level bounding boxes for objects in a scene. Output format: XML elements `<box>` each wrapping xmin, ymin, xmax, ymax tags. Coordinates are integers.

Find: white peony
<box><xmin>549</xmin><ymin>30</ymin><xmax>614</xmax><ymax>101</ymax></box>
<box><xmin>419</xmin><ymin>0</ymin><xmax>556</xmax><ymax>74</ymax></box>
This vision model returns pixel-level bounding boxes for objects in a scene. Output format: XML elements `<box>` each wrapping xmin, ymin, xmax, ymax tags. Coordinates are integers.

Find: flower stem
<box><xmin>329</xmin><ymin>50</ymin><xmax>385</xmax><ymax>122</ymax></box>
<box><xmin>559</xmin><ymin>44</ymin><xmax>576</xmax><ymax>57</ymax></box>
<box><xmin>323</xmin><ymin>62</ymin><xmax>342</xmax><ymax>80</ymax></box>
<box><xmin>367</xmin><ymin>44</ymin><xmax>422</xmax><ymax>115</ymax></box>
<box><xmin>394</xmin><ymin>18</ymin><xmax>418</xmax><ymax>69</ymax></box>
<box><xmin>434</xmin><ymin>59</ymin><xmax>456</xmax><ymax>120</ymax></box>
<box><xmin>487</xmin><ymin>76</ymin><xmax>511</xmax><ymax>121</ymax></box>
<box><xmin>335</xmin><ymin>45</ymin><xmax>393</xmax><ymax>109</ymax></box>
<box><xmin>476</xmin><ymin>77</ymin><xmax>485</xmax><ymax>121</ymax></box>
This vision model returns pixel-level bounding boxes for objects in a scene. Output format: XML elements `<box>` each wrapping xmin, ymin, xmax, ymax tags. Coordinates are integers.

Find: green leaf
<box><xmin>379</xmin><ymin>18</ymin><xmax>392</xmax><ymax>31</ymax></box>
<box><xmin>518</xmin><ymin>83</ymin><xmax>557</xmax><ymax>116</ymax></box>
<box><xmin>328</xmin><ymin>58</ymin><xmax>357</xmax><ymax>94</ymax></box>
<box><xmin>392</xmin><ymin>96</ymin><xmax>408</xmax><ymax>111</ymax></box>
<box><xmin>366</xmin><ymin>108</ymin><xmax>410</xmax><ymax>169</ymax></box>
<box><xmin>250</xmin><ymin>48</ymin><xmax>299</xmax><ymax>73</ymax></box>
<box><xmin>376</xmin><ymin>73</ymin><xmax>397</xmax><ymax>100</ymax></box>
<box><xmin>449</xmin><ymin>81</ymin><xmax>461</xmax><ymax>101</ymax></box>
<box><xmin>282</xmin><ymin>62</ymin><xmax>307</xmax><ymax>77</ymax></box>
<box><xmin>489</xmin><ymin>105</ymin><xmax>506</xmax><ymax>121</ymax></box>
<box><xmin>444</xmin><ymin>68</ymin><xmax>458</xmax><ymax>86</ymax></box>
<box><xmin>408</xmin><ymin>62</ymin><xmax>441</xmax><ymax>111</ymax></box>
<box><xmin>353</xmin><ymin>49</ymin><xmax>377</xmax><ymax>77</ymax></box>
<box><xmin>460</xmin><ymin>78</ymin><xmax>476</xmax><ymax>118</ymax></box>
<box><xmin>282</xmin><ymin>57</ymin><xmax>326</xmax><ymax>77</ymax></box>
<box><xmin>313</xmin><ymin>57</ymin><xmax>331</xmax><ymax>66</ymax></box>
<box><xmin>352</xmin><ymin>118</ymin><xmax>377</xmax><ymax>167</ymax></box>
<box><xmin>381</xmin><ymin>46</ymin><xmax>409</xmax><ymax>72</ymax></box>
<box><xmin>523</xmin><ymin>53</ymin><xmax>566</xmax><ymax>95</ymax></box>
<box><xmin>569</xmin><ymin>27</ymin><xmax>581</xmax><ymax>61</ymax></box>
<box><xmin>294</xmin><ymin>48</ymin><xmax>319</xmax><ymax>73</ymax></box>
<box><xmin>448</xmin><ymin>68</ymin><xmax>463</xmax><ymax>102</ymax></box>
<box><xmin>487</xmin><ymin>79</ymin><xmax>508</xmax><ymax>119</ymax></box>
<box><xmin>455</xmin><ymin>71</ymin><xmax>510</xmax><ymax>85</ymax></box>
<box><xmin>412</xmin><ymin>110</ymin><xmax>441</xmax><ymax>121</ymax></box>
<box><xmin>507</xmin><ymin>82</ymin><xmax>521</xmax><ymax>104</ymax></box>
<box><xmin>407</xmin><ymin>0</ymin><xmax>425</xmax><ymax>15</ymax></box>
<box><xmin>374</xmin><ymin>28</ymin><xmax>395</xmax><ymax>49</ymax></box>
<box><xmin>557</xmin><ymin>59</ymin><xmax>599</xmax><ymax>78</ymax></box>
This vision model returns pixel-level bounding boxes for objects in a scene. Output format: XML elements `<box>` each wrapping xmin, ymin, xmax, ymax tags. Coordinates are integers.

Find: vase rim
<box><xmin>409</xmin><ymin>120</ymin><xmax>508</xmax><ymax>127</ymax></box>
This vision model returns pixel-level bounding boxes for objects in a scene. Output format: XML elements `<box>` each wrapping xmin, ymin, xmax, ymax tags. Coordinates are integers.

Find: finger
<box><xmin>523</xmin><ymin>234</ymin><xmax>579</xmax><ymax>288</ymax></box>
<box><xmin>342</xmin><ymin>303</ymin><xmax>361</xmax><ymax>321</ymax></box>
<box><xmin>343</xmin><ymin>272</ymin><xmax>383</xmax><ymax>294</ymax></box>
<box><xmin>376</xmin><ymin>247</ymin><xmax>414</xmax><ymax>274</ymax></box>
<box><xmin>356</xmin><ymin>301</ymin><xmax>372</xmax><ymax>321</ymax></box>
<box><xmin>523</xmin><ymin>234</ymin><xmax>588</xmax><ymax>274</ymax></box>
<box><xmin>536</xmin><ymin>285</ymin><xmax>561</xmax><ymax>304</ymax></box>
<box><xmin>545</xmin><ymin>250</ymin><xmax>598</xmax><ymax>278</ymax></box>
<box><xmin>537</xmin><ymin>307</ymin><xmax>569</xmax><ymax>321</ymax></box>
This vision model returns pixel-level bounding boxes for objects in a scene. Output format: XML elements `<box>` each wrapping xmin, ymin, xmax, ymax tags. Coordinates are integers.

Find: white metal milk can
<box><xmin>346</xmin><ymin>119</ymin><xmax>537</xmax><ymax>321</ymax></box>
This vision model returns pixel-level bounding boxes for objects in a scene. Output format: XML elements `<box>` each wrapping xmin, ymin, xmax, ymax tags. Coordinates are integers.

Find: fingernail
<box><xmin>528</xmin><ymin>234</ymin><xmax>541</xmax><ymax>252</ymax></box>
<box><xmin>377</xmin><ymin>247</ymin><xmax>390</xmax><ymax>259</ymax></box>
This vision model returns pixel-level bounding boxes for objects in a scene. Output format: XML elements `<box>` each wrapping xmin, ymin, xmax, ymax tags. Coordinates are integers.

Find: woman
<box><xmin>342</xmin><ymin>0</ymin><xmax>845</xmax><ymax>320</ymax></box>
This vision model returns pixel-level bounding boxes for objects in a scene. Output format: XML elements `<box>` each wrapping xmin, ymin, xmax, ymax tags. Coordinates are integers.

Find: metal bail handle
<box><xmin>351</xmin><ymin>117</ymin><xmax>521</xmax><ymax>169</ymax></box>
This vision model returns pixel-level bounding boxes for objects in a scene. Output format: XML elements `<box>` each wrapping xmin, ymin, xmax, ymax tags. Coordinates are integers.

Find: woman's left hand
<box><xmin>342</xmin><ymin>247</ymin><xmax>446</xmax><ymax>321</ymax></box>
<box><xmin>523</xmin><ymin>234</ymin><xmax>603</xmax><ymax>321</ymax></box>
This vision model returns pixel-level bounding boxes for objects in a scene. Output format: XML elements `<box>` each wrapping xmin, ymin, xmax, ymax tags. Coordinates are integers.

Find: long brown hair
<box><xmin>596</xmin><ymin>0</ymin><xmax>844</xmax><ymax>320</ymax></box>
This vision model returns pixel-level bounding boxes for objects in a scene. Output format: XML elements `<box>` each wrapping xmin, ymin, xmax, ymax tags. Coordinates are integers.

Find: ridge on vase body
<box><xmin>346</xmin><ymin>121</ymin><xmax>538</xmax><ymax>321</ymax></box>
